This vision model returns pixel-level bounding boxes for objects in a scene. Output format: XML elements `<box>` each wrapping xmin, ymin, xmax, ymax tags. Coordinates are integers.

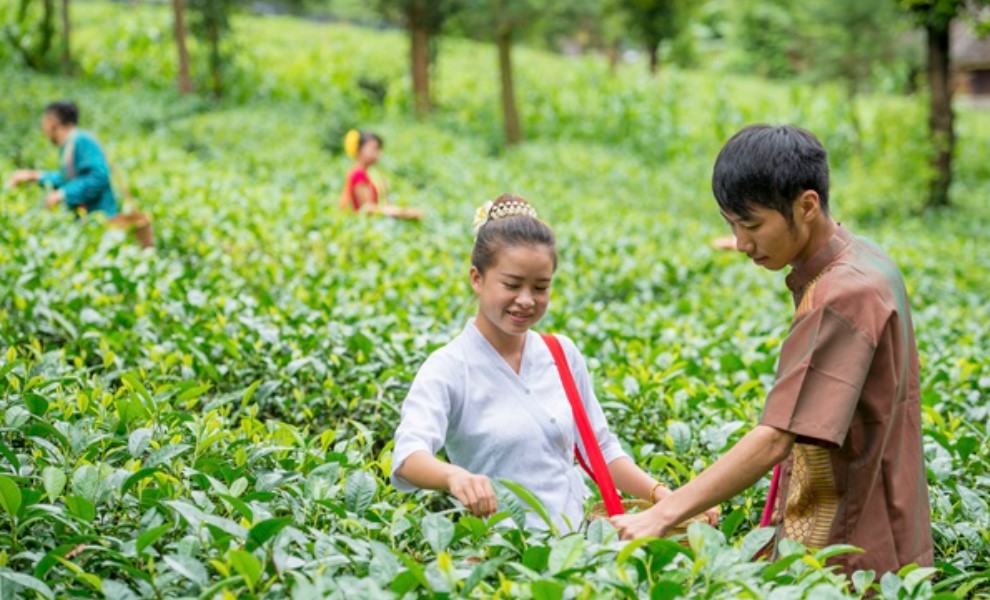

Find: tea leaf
<box><xmin>421</xmin><ymin>513</ymin><xmax>455</xmax><ymax>554</ymax></box>
<box><xmin>40</xmin><ymin>467</ymin><xmax>66</xmax><ymax>502</ymax></box>
<box><xmin>0</xmin><ymin>476</ymin><xmax>23</xmax><ymax>518</ymax></box>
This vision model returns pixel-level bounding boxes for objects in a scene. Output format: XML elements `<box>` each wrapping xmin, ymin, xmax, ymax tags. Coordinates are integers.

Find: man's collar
<box><xmin>785</xmin><ymin>224</ymin><xmax>852</xmax><ymax>293</ymax></box>
<box><xmin>56</xmin><ymin>127</ymin><xmax>79</xmax><ymax>148</ymax></box>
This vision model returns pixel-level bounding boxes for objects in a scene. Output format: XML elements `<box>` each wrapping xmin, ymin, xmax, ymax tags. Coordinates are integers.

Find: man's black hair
<box><xmin>44</xmin><ymin>100</ymin><xmax>80</xmax><ymax>126</ymax></box>
<box><xmin>712</xmin><ymin>124</ymin><xmax>829</xmax><ymax>222</ymax></box>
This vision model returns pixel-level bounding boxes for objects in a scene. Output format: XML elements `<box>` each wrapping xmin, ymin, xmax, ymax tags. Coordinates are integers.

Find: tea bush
<box><xmin>0</xmin><ymin>2</ymin><xmax>988</xmax><ymax>598</ymax></box>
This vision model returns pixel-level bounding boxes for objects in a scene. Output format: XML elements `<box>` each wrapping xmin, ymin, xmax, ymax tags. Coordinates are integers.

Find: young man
<box><xmin>6</xmin><ymin>100</ymin><xmax>118</xmax><ymax>217</ymax></box>
<box><xmin>612</xmin><ymin>125</ymin><xmax>933</xmax><ymax>576</ymax></box>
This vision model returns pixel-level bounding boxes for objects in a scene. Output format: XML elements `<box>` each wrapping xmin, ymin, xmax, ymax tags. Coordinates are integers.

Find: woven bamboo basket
<box><xmin>585</xmin><ymin>499</ymin><xmax>715</xmax><ymax>547</ymax></box>
<box><xmin>108</xmin><ymin>211</ymin><xmax>154</xmax><ymax>248</ymax></box>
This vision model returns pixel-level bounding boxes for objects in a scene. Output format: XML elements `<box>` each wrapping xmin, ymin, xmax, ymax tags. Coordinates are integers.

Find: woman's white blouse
<box><xmin>391</xmin><ymin>321</ymin><xmax>627</xmax><ymax>530</ymax></box>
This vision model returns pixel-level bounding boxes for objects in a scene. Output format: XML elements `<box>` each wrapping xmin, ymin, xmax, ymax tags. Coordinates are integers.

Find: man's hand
<box><xmin>6</xmin><ymin>169</ymin><xmax>40</xmax><ymax>188</ymax></box>
<box><xmin>610</xmin><ymin>504</ymin><xmax>671</xmax><ymax>540</ymax></box>
<box><xmin>711</xmin><ymin>235</ymin><xmax>737</xmax><ymax>251</ymax></box>
<box><xmin>44</xmin><ymin>189</ymin><xmax>64</xmax><ymax>210</ymax></box>
<box><xmin>446</xmin><ymin>469</ymin><xmax>497</xmax><ymax>518</ymax></box>
<box><xmin>652</xmin><ymin>484</ymin><xmax>718</xmax><ymax>527</ymax></box>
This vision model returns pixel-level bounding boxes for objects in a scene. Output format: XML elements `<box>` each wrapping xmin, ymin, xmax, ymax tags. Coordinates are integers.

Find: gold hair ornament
<box><xmin>472</xmin><ymin>199</ymin><xmax>538</xmax><ymax>235</ymax></box>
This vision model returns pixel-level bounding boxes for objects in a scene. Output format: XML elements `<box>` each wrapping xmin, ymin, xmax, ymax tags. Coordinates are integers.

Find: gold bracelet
<box><xmin>650</xmin><ymin>481</ymin><xmax>669</xmax><ymax>503</ymax></box>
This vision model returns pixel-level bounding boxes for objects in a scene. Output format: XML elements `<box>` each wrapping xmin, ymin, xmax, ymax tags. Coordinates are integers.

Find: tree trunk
<box><xmin>410</xmin><ymin>17</ymin><xmax>431</xmax><ymax>117</ymax></box>
<box><xmin>496</xmin><ymin>26</ymin><xmax>522</xmax><ymax>146</ymax></box>
<box><xmin>606</xmin><ymin>43</ymin><xmax>620</xmax><ymax>74</ymax></box>
<box><xmin>60</xmin><ymin>0</ymin><xmax>70</xmax><ymax>72</ymax></box>
<box><xmin>208</xmin><ymin>25</ymin><xmax>222</xmax><ymax>97</ymax></box>
<box><xmin>647</xmin><ymin>42</ymin><xmax>659</xmax><ymax>75</ymax></box>
<box><xmin>846</xmin><ymin>85</ymin><xmax>863</xmax><ymax>156</ymax></box>
<box><xmin>926</xmin><ymin>23</ymin><xmax>953</xmax><ymax>209</ymax></box>
<box><xmin>173</xmin><ymin>0</ymin><xmax>192</xmax><ymax>94</ymax></box>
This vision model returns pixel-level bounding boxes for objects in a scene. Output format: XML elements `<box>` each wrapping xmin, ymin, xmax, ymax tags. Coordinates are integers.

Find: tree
<box><xmin>591</xmin><ymin>1</ymin><xmax>629</xmax><ymax>72</ymax></box>
<box><xmin>800</xmin><ymin>0</ymin><xmax>913</xmax><ymax>152</ymax></box>
<box><xmin>617</xmin><ymin>0</ymin><xmax>692</xmax><ymax>75</ymax></box>
<box><xmin>59</xmin><ymin>0</ymin><xmax>69</xmax><ymax>71</ymax></box>
<box><xmin>494</xmin><ymin>4</ymin><xmax>523</xmax><ymax>145</ymax></box>
<box><xmin>187</xmin><ymin>0</ymin><xmax>236</xmax><ymax>97</ymax></box>
<box><xmin>376</xmin><ymin>1</ymin><xmax>462</xmax><ymax>118</ymax></box>
<box><xmin>729</xmin><ymin>0</ymin><xmax>804</xmax><ymax>79</ymax></box>
<box><xmin>456</xmin><ymin>0</ymin><xmax>559</xmax><ymax>146</ymax></box>
<box><xmin>901</xmin><ymin>0</ymin><xmax>990</xmax><ymax>209</ymax></box>
<box><xmin>531</xmin><ymin>0</ymin><xmax>624</xmax><ymax>71</ymax></box>
<box><xmin>4</xmin><ymin>0</ymin><xmax>57</xmax><ymax>71</ymax></box>
<box><xmin>173</xmin><ymin>0</ymin><xmax>192</xmax><ymax>94</ymax></box>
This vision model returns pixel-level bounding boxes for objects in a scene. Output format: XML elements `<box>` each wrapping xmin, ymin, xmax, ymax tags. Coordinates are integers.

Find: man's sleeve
<box><xmin>38</xmin><ymin>170</ymin><xmax>65</xmax><ymax>188</ymax></box>
<box><xmin>761</xmin><ymin>304</ymin><xmax>877</xmax><ymax>448</ymax></box>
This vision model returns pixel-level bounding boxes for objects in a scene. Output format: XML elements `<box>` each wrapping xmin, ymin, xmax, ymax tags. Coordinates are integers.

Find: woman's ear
<box><xmin>470</xmin><ymin>266</ymin><xmax>483</xmax><ymax>295</ymax></box>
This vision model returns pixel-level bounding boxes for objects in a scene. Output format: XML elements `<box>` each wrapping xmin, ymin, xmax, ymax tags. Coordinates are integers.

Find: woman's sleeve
<box><xmin>563</xmin><ymin>337</ymin><xmax>628</xmax><ymax>465</ymax></box>
<box><xmin>391</xmin><ymin>352</ymin><xmax>458</xmax><ymax>492</ymax></box>
<box><xmin>349</xmin><ymin>169</ymin><xmax>371</xmax><ymax>188</ymax></box>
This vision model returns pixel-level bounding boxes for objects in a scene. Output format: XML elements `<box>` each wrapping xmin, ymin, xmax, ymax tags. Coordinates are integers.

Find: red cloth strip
<box><xmin>760</xmin><ymin>464</ymin><xmax>781</xmax><ymax>527</ymax></box>
<box><xmin>541</xmin><ymin>334</ymin><xmax>624</xmax><ymax>517</ymax></box>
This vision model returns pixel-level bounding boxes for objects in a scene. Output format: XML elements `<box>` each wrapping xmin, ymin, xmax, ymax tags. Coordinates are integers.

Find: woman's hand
<box><xmin>446</xmin><ymin>469</ymin><xmax>497</xmax><ymax>518</ymax></box>
<box><xmin>702</xmin><ymin>505</ymin><xmax>720</xmax><ymax>527</ymax></box>
<box><xmin>394</xmin><ymin>453</ymin><xmax>497</xmax><ymax>517</ymax></box>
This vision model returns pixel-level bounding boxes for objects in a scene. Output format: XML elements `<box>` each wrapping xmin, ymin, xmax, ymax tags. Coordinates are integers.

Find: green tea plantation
<box><xmin>0</xmin><ymin>2</ymin><xmax>988</xmax><ymax>598</ymax></box>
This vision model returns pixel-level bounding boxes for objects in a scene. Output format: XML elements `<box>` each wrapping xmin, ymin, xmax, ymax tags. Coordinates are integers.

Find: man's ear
<box><xmin>796</xmin><ymin>190</ymin><xmax>821</xmax><ymax>223</ymax></box>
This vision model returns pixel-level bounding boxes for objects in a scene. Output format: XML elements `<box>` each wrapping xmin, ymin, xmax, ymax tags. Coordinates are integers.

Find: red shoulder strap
<box><xmin>541</xmin><ymin>334</ymin><xmax>624</xmax><ymax>517</ymax></box>
<box><xmin>760</xmin><ymin>464</ymin><xmax>781</xmax><ymax>527</ymax></box>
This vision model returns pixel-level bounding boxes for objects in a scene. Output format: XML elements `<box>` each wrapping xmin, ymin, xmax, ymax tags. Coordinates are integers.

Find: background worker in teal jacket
<box><xmin>6</xmin><ymin>100</ymin><xmax>119</xmax><ymax>217</ymax></box>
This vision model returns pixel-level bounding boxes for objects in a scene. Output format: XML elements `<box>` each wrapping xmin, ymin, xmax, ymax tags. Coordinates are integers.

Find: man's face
<box><xmin>720</xmin><ymin>201</ymin><xmax>812</xmax><ymax>271</ymax></box>
<box><xmin>41</xmin><ymin>113</ymin><xmax>60</xmax><ymax>145</ymax></box>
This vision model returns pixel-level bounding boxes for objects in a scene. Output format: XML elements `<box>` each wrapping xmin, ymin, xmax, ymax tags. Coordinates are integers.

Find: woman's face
<box><xmin>359</xmin><ymin>139</ymin><xmax>381</xmax><ymax>166</ymax></box>
<box><xmin>471</xmin><ymin>244</ymin><xmax>554</xmax><ymax>340</ymax></box>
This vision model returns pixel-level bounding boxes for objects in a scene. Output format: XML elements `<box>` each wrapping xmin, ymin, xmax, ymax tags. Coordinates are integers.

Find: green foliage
<box><xmin>900</xmin><ymin>0</ymin><xmax>975</xmax><ymax>33</ymax></box>
<box><xmin>617</xmin><ymin>0</ymin><xmax>694</xmax><ymax>71</ymax></box>
<box><xmin>187</xmin><ymin>0</ymin><xmax>239</xmax><ymax>96</ymax></box>
<box><xmin>1</xmin><ymin>1</ymin><xmax>989</xmax><ymax>597</ymax></box>
<box><xmin>1</xmin><ymin>0</ymin><xmax>58</xmax><ymax>71</ymax></box>
<box><xmin>451</xmin><ymin>0</ymin><xmax>579</xmax><ymax>42</ymax></box>
<box><xmin>375</xmin><ymin>0</ymin><xmax>463</xmax><ymax>33</ymax></box>
<box><xmin>726</xmin><ymin>0</ymin><xmax>918</xmax><ymax>93</ymax></box>
<box><xmin>799</xmin><ymin>0</ymin><xmax>916</xmax><ymax>94</ymax></box>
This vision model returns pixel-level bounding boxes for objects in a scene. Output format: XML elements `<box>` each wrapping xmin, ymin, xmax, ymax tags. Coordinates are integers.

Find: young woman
<box><xmin>339</xmin><ymin>130</ymin><xmax>423</xmax><ymax>220</ymax></box>
<box><xmin>391</xmin><ymin>194</ymin><xmax>714</xmax><ymax>531</ymax></box>
<box><xmin>340</xmin><ymin>130</ymin><xmax>382</xmax><ymax>213</ymax></box>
